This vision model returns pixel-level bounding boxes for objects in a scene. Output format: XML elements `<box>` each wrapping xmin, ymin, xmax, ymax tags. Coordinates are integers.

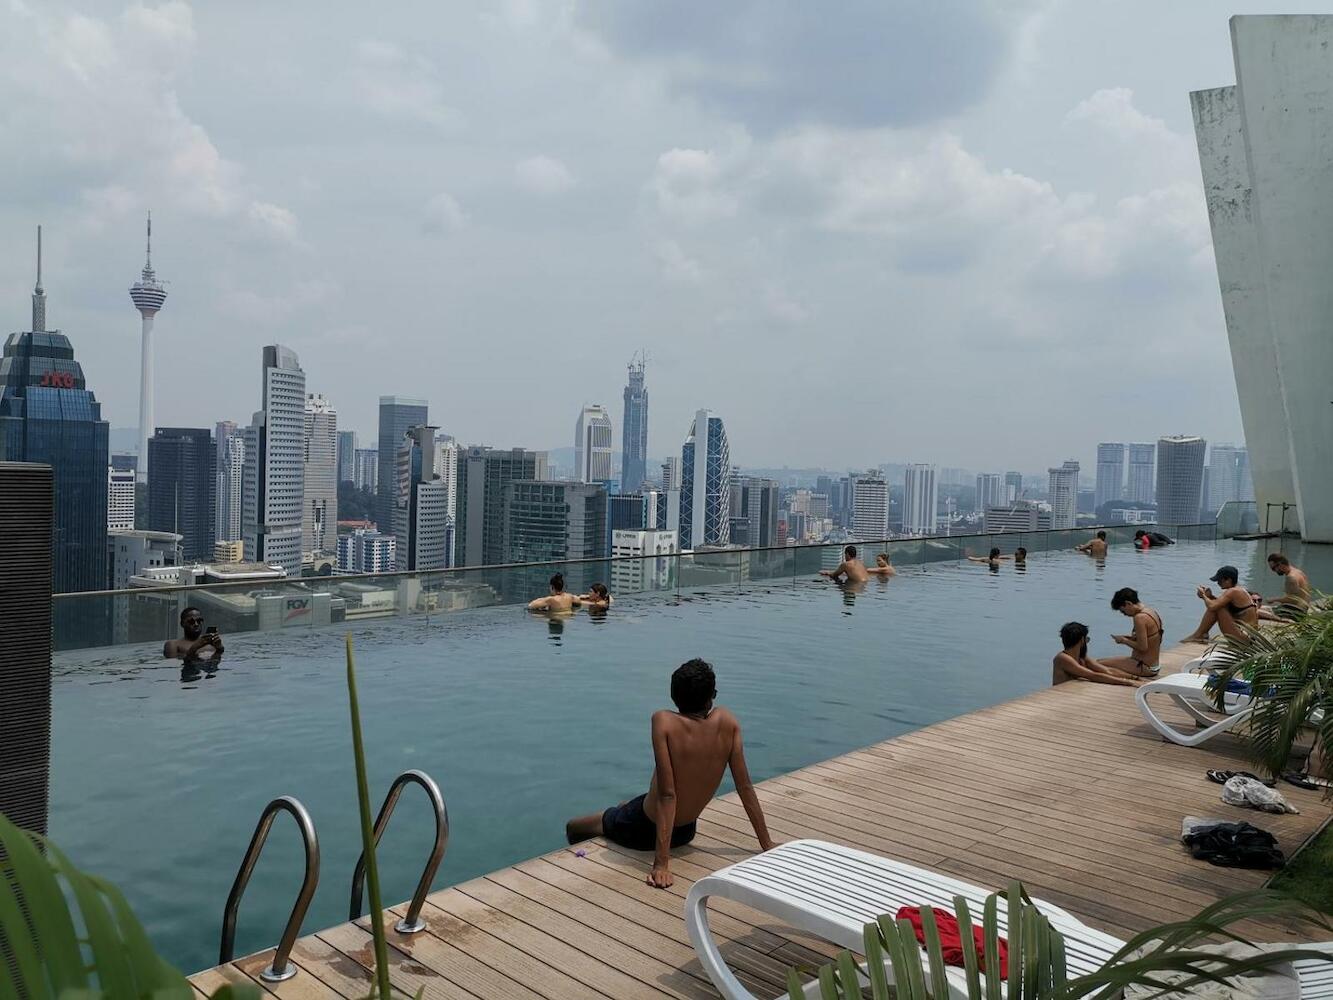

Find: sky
<box><xmin>2</xmin><ymin>1</ymin><xmax>1322</xmax><ymax>473</ymax></box>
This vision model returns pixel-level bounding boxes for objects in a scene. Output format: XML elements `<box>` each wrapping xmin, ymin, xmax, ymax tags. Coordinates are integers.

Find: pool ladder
<box><xmin>218</xmin><ymin>769</ymin><xmax>448</xmax><ymax>982</ymax></box>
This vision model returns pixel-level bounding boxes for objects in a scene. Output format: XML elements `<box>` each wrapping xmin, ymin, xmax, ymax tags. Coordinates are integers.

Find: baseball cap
<box><xmin>1209</xmin><ymin>565</ymin><xmax>1239</xmax><ymax>583</ymax></box>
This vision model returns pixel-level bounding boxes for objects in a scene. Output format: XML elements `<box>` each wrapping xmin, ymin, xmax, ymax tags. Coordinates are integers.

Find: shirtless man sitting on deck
<box><xmin>820</xmin><ymin>544</ymin><xmax>869</xmax><ymax>584</ymax></box>
<box><xmin>566</xmin><ymin>658</ymin><xmax>776</xmax><ymax>887</ymax></box>
<box><xmin>1052</xmin><ymin>622</ymin><xmax>1142</xmax><ymax>687</ymax></box>
<box><xmin>1267</xmin><ymin>553</ymin><xmax>1312</xmax><ymax>609</ymax></box>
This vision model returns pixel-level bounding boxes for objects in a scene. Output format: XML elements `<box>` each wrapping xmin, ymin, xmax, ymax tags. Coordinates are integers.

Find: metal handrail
<box><xmin>219</xmin><ymin>796</ymin><xmax>320</xmax><ymax>982</ymax></box>
<box><xmin>349</xmin><ymin>769</ymin><xmax>449</xmax><ymax>934</ymax></box>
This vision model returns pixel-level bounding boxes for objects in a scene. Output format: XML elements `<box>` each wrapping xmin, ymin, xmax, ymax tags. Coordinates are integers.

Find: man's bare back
<box><xmin>821</xmin><ymin>546</ymin><xmax>869</xmax><ymax>584</ymax></box>
<box><xmin>643</xmin><ymin>708</ymin><xmax>735</xmax><ymax>827</ymax></box>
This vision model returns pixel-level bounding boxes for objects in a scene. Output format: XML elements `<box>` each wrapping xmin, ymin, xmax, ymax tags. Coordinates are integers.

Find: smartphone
<box><xmin>206</xmin><ymin>626</ymin><xmax>218</xmax><ymax>635</ymax></box>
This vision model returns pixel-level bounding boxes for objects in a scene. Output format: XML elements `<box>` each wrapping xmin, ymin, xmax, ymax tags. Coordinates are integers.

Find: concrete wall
<box><xmin>1190</xmin><ymin>85</ymin><xmax>1298</xmax><ymax>527</ymax></box>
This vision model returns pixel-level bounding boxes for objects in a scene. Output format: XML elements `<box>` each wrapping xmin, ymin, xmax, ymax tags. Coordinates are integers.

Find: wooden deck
<box><xmin>191</xmin><ymin>643</ymin><xmax>1331</xmax><ymax>998</ymax></box>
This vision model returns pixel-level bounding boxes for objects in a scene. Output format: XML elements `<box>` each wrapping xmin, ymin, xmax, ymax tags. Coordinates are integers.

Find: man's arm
<box><xmin>648</xmin><ymin>712</ymin><xmax>678</xmax><ymax>888</ymax></box>
<box><xmin>727</xmin><ymin>716</ymin><xmax>775</xmax><ymax>853</ymax></box>
<box><xmin>819</xmin><ymin>562</ymin><xmax>848</xmax><ymax>580</ymax></box>
<box><xmin>527</xmin><ymin>597</ymin><xmax>549</xmax><ymax>611</ymax></box>
<box><xmin>1056</xmin><ymin>653</ymin><xmax>1139</xmax><ymax>686</ymax></box>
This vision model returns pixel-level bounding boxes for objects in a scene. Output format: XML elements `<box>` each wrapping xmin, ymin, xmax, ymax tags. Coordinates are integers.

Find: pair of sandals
<box><xmin>1205</xmin><ymin>769</ymin><xmax>1274</xmax><ymax>787</ymax></box>
<box><xmin>1206</xmin><ymin>767</ymin><xmax>1331</xmax><ymax>790</ymax></box>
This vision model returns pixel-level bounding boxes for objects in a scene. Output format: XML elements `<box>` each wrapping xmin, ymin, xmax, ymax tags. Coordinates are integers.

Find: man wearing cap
<box><xmin>1183</xmin><ymin>565</ymin><xmax>1259</xmax><ymax>643</ymax></box>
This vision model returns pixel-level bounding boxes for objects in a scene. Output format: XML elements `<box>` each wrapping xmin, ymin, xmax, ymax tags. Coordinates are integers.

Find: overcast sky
<box><xmin>2</xmin><ymin>2</ymin><xmax>1319</xmax><ymax>472</ymax></box>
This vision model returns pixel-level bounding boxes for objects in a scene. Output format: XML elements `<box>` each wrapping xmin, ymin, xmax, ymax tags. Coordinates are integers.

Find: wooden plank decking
<box><xmin>192</xmin><ymin>642</ymin><xmax>1331</xmax><ymax>998</ymax></box>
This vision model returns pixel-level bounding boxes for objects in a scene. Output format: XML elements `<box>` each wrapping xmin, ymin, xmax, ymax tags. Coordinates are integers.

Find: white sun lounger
<box><xmin>1135</xmin><ymin>672</ymin><xmax>1255</xmax><ymax>747</ymax></box>
<box><xmin>684</xmin><ymin>839</ymin><xmax>1333</xmax><ymax>999</ymax></box>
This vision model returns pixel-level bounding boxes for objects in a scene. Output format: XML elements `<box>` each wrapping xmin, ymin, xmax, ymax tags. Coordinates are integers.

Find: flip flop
<box><xmin>1282</xmin><ymin>771</ymin><xmax>1333</xmax><ymax>790</ymax></box>
<box><xmin>1206</xmin><ymin>769</ymin><xmax>1276</xmax><ymax>786</ymax></box>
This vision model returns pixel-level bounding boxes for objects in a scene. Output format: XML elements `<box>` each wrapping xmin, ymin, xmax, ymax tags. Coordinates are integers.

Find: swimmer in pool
<box><xmin>528</xmin><ymin>573</ymin><xmax>582</xmax><ymax>613</ymax></box>
<box><xmin>968</xmin><ymin>547</ymin><xmax>1011</xmax><ymax>569</ymax></box>
<box><xmin>820</xmin><ymin>544</ymin><xmax>869</xmax><ymax>584</ymax></box>
<box><xmin>565</xmin><ymin>658</ymin><xmax>775</xmax><ymax>888</ymax></box>
<box><xmin>1075</xmin><ymin>531</ymin><xmax>1109</xmax><ymax>558</ymax></box>
<box><xmin>579</xmin><ymin>583</ymin><xmax>613</xmax><ymax>609</ymax></box>
<box><xmin>867</xmin><ymin>553</ymin><xmax>896</xmax><ymax>577</ymax></box>
<box><xmin>163</xmin><ymin>606</ymin><xmax>224</xmax><ymax>667</ymax></box>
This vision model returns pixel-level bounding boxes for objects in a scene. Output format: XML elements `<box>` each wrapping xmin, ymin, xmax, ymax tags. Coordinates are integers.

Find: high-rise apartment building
<box><xmin>731</xmin><ymin>476</ymin><xmax>779</xmax><ymax>548</ymax></box>
<box><xmin>1046</xmin><ymin>460</ymin><xmax>1080</xmax><ymax>530</ymax></box>
<box><xmin>1155</xmin><ymin>435</ymin><xmax>1207</xmax><ymax>525</ymax></box>
<box><xmin>1094</xmin><ymin>443</ymin><xmax>1126</xmax><ymax>509</ymax></box>
<box><xmin>393</xmin><ymin>425</ymin><xmax>450</xmax><ymax>571</ymax></box>
<box><xmin>1004</xmin><ymin>471</ymin><xmax>1023</xmax><ymax>503</ymax></box>
<box><xmin>337</xmin><ymin>528</ymin><xmax>396</xmax><ymax>573</ymax></box>
<box><xmin>678</xmin><ymin>409</ymin><xmax>731</xmax><ymax>550</ymax></box>
<box><xmin>850</xmin><ymin>470</ymin><xmax>889</xmax><ymax>540</ymax></box>
<box><xmin>377</xmin><ymin>396</ymin><xmax>428</xmax><ymax>533</ymax></box>
<box><xmin>241</xmin><ymin>345</ymin><xmax>306</xmax><ymax>576</ymax></box>
<box><xmin>129</xmin><ymin>214</ymin><xmax>167</xmax><ymax>485</ymax></box>
<box><xmin>574</xmin><ymin>404</ymin><xmax>614</xmax><ymax>483</ymax></box>
<box><xmin>1205</xmin><ymin>444</ymin><xmax>1254</xmax><ymax>516</ymax></box>
<box><xmin>455</xmin><ymin>446</ymin><xmax>549</xmax><ymax>567</ymax></box>
<box><xmin>621</xmin><ymin>356</ymin><xmax>649</xmax><ymax>492</ymax></box>
<box><xmin>0</xmin><ymin>229</ymin><xmax>109</xmax><ymax>592</ymax></box>
<box><xmin>503</xmin><ymin>481</ymin><xmax>607</xmax><ymax>563</ymax></box>
<box><xmin>302</xmin><ymin>394</ymin><xmax>338</xmax><ymax>558</ymax></box>
<box><xmin>337</xmin><ymin>430</ymin><xmax>357</xmax><ymax>484</ymax></box>
<box><xmin>902</xmin><ymin>464</ymin><xmax>937</xmax><ymax>536</ymax></box>
<box><xmin>147</xmin><ymin>427</ymin><xmax>216</xmax><ymax>561</ymax></box>
<box><xmin>434</xmin><ymin>434</ymin><xmax>459</xmax><ymax>568</ymax></box>
<box><xmin>610</xmin><ymin>529</ymin><xmax>678</xmax><ymax>593</ymax></box>
<box><xmin>215</xmin><ymin>421</ymin><xmax>244</xmax><ymax>543</ymax></box>
<box><xmin>975</xmin><ymin>473</ymin><xmax>1004</xmax><ymax>513</ymax></box>
<box><xmin>1127</xmin><ymin>443</ymin><xmax>1155</xmax><ymax>504</ymax></box>
<box><xmin>984</xmin><ymin>500</ymin><xmax>1049</xmax><ymax>533</ymax></box>
<box><xmin>354</xmin><ymin>448</ymin><xmax>379</xmax><ymax>493</ymax></box>
<box><xmin>108</xmin><ymin>466</ymin><xmax>136</xmax><ymax>530</ymax></box>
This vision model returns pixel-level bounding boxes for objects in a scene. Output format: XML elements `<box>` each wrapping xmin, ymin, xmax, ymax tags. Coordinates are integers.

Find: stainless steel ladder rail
<box><xmin>219</xmin><ymin>796</ymin><xmax>320</xmax><ymax>982</ymax></box>
<box><xmin>348</xmin><ymin>769</ymin><xmax>449</xmax><ymax>934</ymax></box>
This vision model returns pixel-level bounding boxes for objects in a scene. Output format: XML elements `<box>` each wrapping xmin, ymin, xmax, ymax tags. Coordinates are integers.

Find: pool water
<box><xmin>47</xmin><ymin>538</ymin><xmax>1326</xmax><ymax>973</ymax></box>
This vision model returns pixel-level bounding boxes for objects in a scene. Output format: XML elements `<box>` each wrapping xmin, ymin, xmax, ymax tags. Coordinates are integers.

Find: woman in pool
<box><xmin>527</xmin><ymin>573</ymin><xmax>581</xmax><ymax>613</ymax></box>
<box><xmin>967</xmin><ymin>547</ymin><xmax>1011</xmax><ymax>569</ymax></box>
<box><xmin>579</xmin><ymin>583</ymin><xmax>614</xmax><ymax>609</ymax></box>
<box><xmin>867</xmin><ymin>553</ymin><xmax>896</xmax><ymax>577</ymax></box>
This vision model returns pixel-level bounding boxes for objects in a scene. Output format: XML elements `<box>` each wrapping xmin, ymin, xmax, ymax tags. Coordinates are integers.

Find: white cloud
<box><xmin>514</xmin><ymin>155</ymin><xmax>576</xmax><ymax>195</ymax></box>
<box><xmin>247</xmin><ymin>202</ymin><xmax>300</xmax><ymax>244</ymax></box>
<box><xmin>353</xmin><ymin>39</ymin><xmax>457</xmax><ymax>128</ymax></box>
<box><xmin>653</xmin><ymin>239</ymin><xmax>704</xmax><ymax>282</ymax></box>
<box><xmin>421</xmin><ymin>192</ymin><xmax>466</xmax><ymax>235</ymax></box>
<box><xmin>648</xmin><ymin>147</ymin><xmax>741</xmax><ymax>223</ymax></box>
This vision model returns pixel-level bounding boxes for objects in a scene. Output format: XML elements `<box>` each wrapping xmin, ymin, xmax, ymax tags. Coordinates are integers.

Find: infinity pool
<box><xmin>48</xmin><ymin>537</ymin><xmax>1322</xmax><ymax>973</ymax></box>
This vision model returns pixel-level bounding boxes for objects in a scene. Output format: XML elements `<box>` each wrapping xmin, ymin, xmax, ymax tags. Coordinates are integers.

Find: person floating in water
<box><xmin>1101</xmin><ymin>587</ymin><xmax>1163</xmax><ymax>677</ymax></box>
<box><xmin>1183</xmin><ymin>565</ymin><xmax>1259</xmax><ymax>643</ymax></box>
<box><xmin>527</xmin><ymin>573</ymin><xmax>582</xmax><ymax>613</ymax></box>
<box><xmin>1266</xmin><ymin>552</ymin><xmax>1312</xmax><ymax>610</ymax></box>
<box><xmin>579</xmin><ymin>583</ymin><xmax>613</xmax><ymax>609</ymax></box>
<box><xmin>163</xmin><ymin>607</ymin><xmax>224</xmax><ymax>667</ymax></box>
<box><xmin>1052</xmin><ymin>622</ymin><xmax>1142</xmax><ymax>687</ymax></box>
<box><xmin>968</xmin><ymin>547</ymin><xmax>1012</xmax><ymax>569</ymax></box>
<box><xmin>1075</xmin><ymin>531</ymin><xmax>1109</xmax><ymax>558</ymax></box>
<box><xmin>867</xmin><ymin>553</ymin><xmax>896</xmax><ymax>577</ymax></box>
<box><xmin>565</xmin><ymin>658</ymin><xmax>775</xmax><ymax>888</ymax></box>
<box><xmin>820</xmin><ymin>544</ymin><xmax>869</xmax><ymax>584</ymax></box>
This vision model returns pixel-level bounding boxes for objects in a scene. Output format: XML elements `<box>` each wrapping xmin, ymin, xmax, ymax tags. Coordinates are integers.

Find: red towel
<box><xmin>895</xmin><ymin>906</ymin><xmax>1009</xmax><ymax>979</ymax></box>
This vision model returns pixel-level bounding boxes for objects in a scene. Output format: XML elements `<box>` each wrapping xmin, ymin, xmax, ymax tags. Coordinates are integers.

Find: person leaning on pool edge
<box><xmin>527</xmin><ymin>573</ymin><xmax>581</xmax><ymax>613</ymax></box>
<box><xmin>1052</xmin><ymin>622</ymin><xmax>1141</xmax><ymax>687</ymax></box>
<box><xmin>565</xmin><ymin>658</ymin><xmax>776</xmax><ymax>888</ymax></box>
<box><xmin>820</xmin><ymin>544</ymin><xmax>869</xmax><ymax>584</ymax></box>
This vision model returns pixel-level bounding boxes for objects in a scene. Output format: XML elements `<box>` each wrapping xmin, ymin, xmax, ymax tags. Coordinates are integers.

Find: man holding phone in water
<box><xmin>164</xmin><ymin>606</ymin><xmax>224</xmax><ymax>667</ymax></box>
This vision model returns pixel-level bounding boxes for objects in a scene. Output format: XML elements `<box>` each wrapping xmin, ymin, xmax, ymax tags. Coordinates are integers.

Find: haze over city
<box><xmin>7</xmin><ymin>0</ymin><xmax>1326</xmax><ymax>469</ymax></box>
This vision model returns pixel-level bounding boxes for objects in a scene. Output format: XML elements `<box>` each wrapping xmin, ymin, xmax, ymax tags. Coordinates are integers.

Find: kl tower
<box><xmin>129</xmin><ymin>212</ymin><xmax>167</xmax><ymax>483</ymax></box>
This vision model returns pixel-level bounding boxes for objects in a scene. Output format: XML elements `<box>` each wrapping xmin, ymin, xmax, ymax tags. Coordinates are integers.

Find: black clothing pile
<box><xmin>1182</xmin><ymin>820</ymin><xmax>1285</xmax><ymax>869</ymax></box>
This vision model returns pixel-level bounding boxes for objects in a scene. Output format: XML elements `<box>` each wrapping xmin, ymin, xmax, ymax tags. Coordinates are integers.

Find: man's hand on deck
<box><xmin>648</xmin><ymin>860</ymin><xmax>673</xmax><ymax>888</ymax></box>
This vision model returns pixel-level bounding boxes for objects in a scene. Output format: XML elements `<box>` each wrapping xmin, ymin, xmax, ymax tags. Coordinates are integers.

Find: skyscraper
<box><xmin>503</xmin><ymin>481</ymin><xmax>608</xmax><ymax>564</ymax></box>
<box><xmin>0</xmin><ymin>228</ymin><xmax>109</xmax><ymax>593</ymax></box>
<box><xmin>242</xmin><ymin>345</ymin><xmax>306</xmax><ymax>576</ymax></box>
<box><xmin>1205</xmin><ymin>444</ymin><xmax>1253</xmax><ymax>516</ymax></box>
<box><xmin>434</xmin><ymin>434</ymin><xmax>459</xmax><ymax>567</ymax></box>
<box><xmin>731</xmin><ymin>476</ymin><xmax>779</xmax><ymax>548</ymax></box>
<box><xmin>354</xmin><ymin>448</ymin><xmax>379</xmax><ymax>492</ymax></box>
<box><xmin>975</xmin><ymin>473</ymin><xmax>1004</xmax><ymax>513</ymax></box>
<box><xmin>678</xmin><ymin>409</ymin><xmax>731</xmax><ymax>550</ymax></box>
<box><xmin>1155</xmin><ymin>436</ymin><xmax>1207</xmax><ymax>525</ymax></box>
<box><xmin>1047</xmin><ymin>460</ymin><xmax>1080</xmax><ymax>530</ymax></box>
<box><xmin>574</xmin><ymin>404</ymin><xmax>614</xmax><ymax>483</ymax></box>
<box><xmin>129</xmin><ymin>213</ymin><xmax>167</xmax><ymax>484</ymax></box>
<box><xmin>393</xmin><ymin>425</ymin><xmax>449</xmax><ymax>571</ymax></box>
<box><xmin>1004</xmin><ymin>471</ymin><xmax>1023</xmax><ymax>503</ymax></box>
<box><xmin>377</xmin><ymin>396</ymin><xmax>428</xmax><ymax>532</ymax></box>
<box><xmin>1094</xmin><ymin>443</ymin><xmax>1126</xmax><ymax>509</ymax></box>
<box><xmin>107</xmin><ymin>466</ymin><xmax>136</xmax><ymax>530</ymax></box>
<box><xmin>902</xmin><ymin>464</ymin><xmax>937</xmax><ymax>536</ymax></box>
<box><xmin>850</xmin><ymin>470</ymin><xmax>889</xmax><ymax>540</ymax></box>
<box><xmin>147</xmin><ymin>427</ymin><xmax>216</xmax><ymax>561</ymax></box>
<box><xmin>302</xmin><ymin>394</ymin><xmax>338</xmax><ymax>558</ymax></box>
<box><xmin>215</xmin><ymin>420</ymin><xmax>244</xmax><ymax>543</ymax></box>
<box><xmin>337</xmin><ymin>430</ymin><xmax>357</xmax><ymax>484</ymax></box>
<box><xmin>455</xmin><ymin>446</ymin><xmax>548</xmax><ymax>567</ymax></box>
<box><xmin>621</xmin><ymin>355</ymin><xmax>649</xmax><ymax>492</ymax></box>
<box><xmin>1127</xmin><ymin>443</ymin><xmax>1156</xmax><ymax>504</ymax></box>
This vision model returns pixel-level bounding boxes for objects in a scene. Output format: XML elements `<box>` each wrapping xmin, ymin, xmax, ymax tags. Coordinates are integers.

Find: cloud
<box><xmin>421</xmin><ymin>192</ymin><xmax>466</xmax><ymax>235</ymax></box>
<box><xmin>653</xmin><ymin>239</ymin><xmax>704</xmax><ymax>282</ymax></box>
<box><xmin>514</xmin><ymin>155</ymin><xmax>575</xmax><ymax>195</ymax></box>
<box><xmin>648</xmin><ymin>147</ymin><xmax>741</xmax><ymax>223</ymax></box>
<box><xmin>577</xmin><ymin>0</ymin><xmax>1043</xmax><ymax>131</ymax></box>
<box><xmin>352</xmin><ymin>39</ymin><xmax>457</xmax><ymax>128</ymax></box>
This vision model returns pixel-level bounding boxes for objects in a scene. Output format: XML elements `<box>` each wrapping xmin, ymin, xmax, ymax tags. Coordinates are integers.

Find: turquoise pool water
<box><xmin>47</xmin><ymin>537</ymin><xmax>1325</xmax><ymax>973</ymax></box>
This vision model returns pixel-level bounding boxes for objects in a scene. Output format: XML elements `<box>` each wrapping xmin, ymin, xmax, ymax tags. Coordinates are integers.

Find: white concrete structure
<box><xmin>129</xmin><ymin>214</ymin><xmax>166</xmax><ymax>484</ymax></box>
<box><xmin>574</xmin><ymin>404</ymin><xmax>614</xmax><ymax>483</ymax></box>
<box><xmin>107</xmin><ymin>529</ymin><xmax>182</xmax><ymax>591</ymax></box>
<box><xmin>1047</xmin><ymin>460</ymin><xmax>1079</xmax><ymax>530</ymax></box>
<box><xmin>1192</xmin><ymin>16</ymin><xmax>1333</xmax><ymax>540</ymax></box>
<box><xmin>338</xmin><ymin>528</ymin><xmax>396</xmax><ymax>573</ymax></box>
<box><xmin>984</xmin><ymin>501</ymin><xmax>1046</xmax><ymax>533</ymax></box>
<box><xmin>394</xmin><ymin>425</ymin><xmax>450</xmax><ymax>571</ymax></box>
<box><xmin>1094</xmin><ymin>444</ymin><xmax>1125</xmax><ymax>509</ymax></box>
<box><xmin>1155</xmin><ymin>436</ymin><xmax>1206</xmax><ymax>525</ymax></box>
<box><xmin>850</xmin><ymin>470</ymin><xmax>888</xmax><ymax>540</ymax></box>
<box><xmin>107</xmin><ymin>466</ymin><xmax>135</xmax><ymax>530</ymax></box>
<box><xmin>215</xmin><ymin>421</ymin><xmax>243</xmax><ymax>543</ymax></box>
<box><xmin>974</xmin><ymin>473</ymin><xmax>1004</xmax><ymax>514</ymax></box>
<box><xmin>302</xmin><ymin>394</ymin><xmax>338</xmax><ymax>559</ymax></box>
<box><xmin>241</xmin><ymin>345</ymin><xmax>306</xmax><ymax>576</ymax></box>
<box><xmin>902</xmin><ymin>464</ymin><xmax>937</xmax><ymax>536</ymax></box>
<box><xmin>1126</xmin><ymin>444</ymin><xmax>1155</xmax><ymax>504</ymax></box>
<box><xmin>433</xmin><ymin>434</ymin><xmax>459</xmax><ymax>567</ymax></box>
<box><xmin>610</xmin><ymin>528</ymin><xmax>678</xmax><ymax>593</ymax></box>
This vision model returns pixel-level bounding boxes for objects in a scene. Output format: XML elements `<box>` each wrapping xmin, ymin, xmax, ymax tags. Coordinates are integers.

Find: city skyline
<box><xmin>7</xmin><ymin>2</ymin><xmax>1312</xmax><ymax>469</ymax></box>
